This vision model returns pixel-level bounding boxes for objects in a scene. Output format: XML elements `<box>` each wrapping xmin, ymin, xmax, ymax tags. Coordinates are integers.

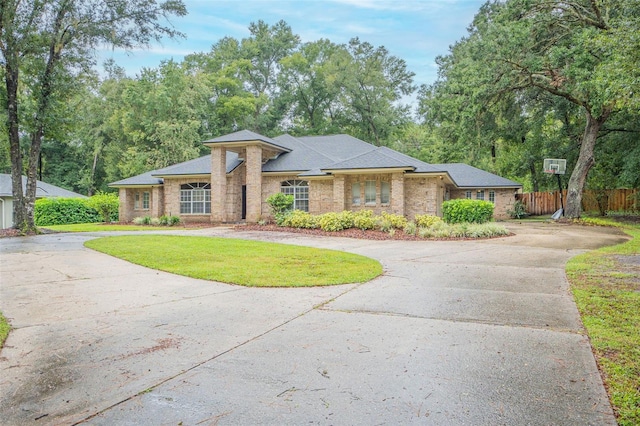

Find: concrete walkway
<box><xmin>0</xmin><ymin>222</ymin><xmax>628</xmax><ymax>425</ymax></box>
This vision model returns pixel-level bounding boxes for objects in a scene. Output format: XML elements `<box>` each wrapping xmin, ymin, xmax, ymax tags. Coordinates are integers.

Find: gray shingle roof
<box><xmin>432</xmin><ymin>163</ymin><xmax>522</xmax><ymax>188</ymax></box>
<box><xmin>0</xmin><ymin>174</ymin><xmax>86</xmax><ymax>198</ymax></box>
<box><xmin>110</xmin><ymin>153</ymin><xmax>242</xmax><ymax>186</ymax></box>
<box><xmin>109</xmin><ymin>130</ymin><xmax>521</xmax><ymax>190</ymax></box>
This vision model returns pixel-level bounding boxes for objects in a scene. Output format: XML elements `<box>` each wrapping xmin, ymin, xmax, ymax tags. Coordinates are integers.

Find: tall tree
<box><xmin>0</xmin><ymin>0</ymin><xmax>186</xmax><ymax>232</ymax></box>
<box><xmin>341</xmin><ymin>38</ymin><xmax>415</xmax><ymax>146</ymax></box>
<box><xmin>420</xmin><ymin>0</ymin><xmax>640</xmax><ymax>215</ymax></box>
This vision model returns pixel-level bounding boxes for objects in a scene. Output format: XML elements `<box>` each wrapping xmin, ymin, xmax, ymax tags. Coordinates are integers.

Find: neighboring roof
<box><xmin>109</xmin><ymin>153</ymin><xmax>242</xmax><ymax>187</ymax></box>
<box><xmin>0</xmin><ymin>174</ymin><xmax>86</xmax><ymax>198</ymax></box>
<box><xmin>432</xmin><ymin>163</ymin><xmax>522</xmax><ymax>188</ymax></box>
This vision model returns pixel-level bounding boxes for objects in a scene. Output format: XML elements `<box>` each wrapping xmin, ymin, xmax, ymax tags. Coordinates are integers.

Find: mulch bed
<box><xmin>238</xmin><ymin>224</ymin><xmax>456</xmax><ymax>241</ymax></box>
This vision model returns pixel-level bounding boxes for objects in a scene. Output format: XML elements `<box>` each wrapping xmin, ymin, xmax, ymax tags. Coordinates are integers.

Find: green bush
<box><xmin>380</xmin><ymin>211</ymin><xmax>407</xmax><ymax>229</ymax></box>
<box><xmin>507</xmin><ymin>200</ymin><xmax>527</xmax><ymax>219</ymax></box>
<box><xmin>442</xmin><ymin>199</ymin><xmax>494</xmax><ymax>224</ymax></box>
<box><xmin>168</xmin><ymin>215</ymin><xmax>181</xmax><ymax>226</ymax></box>
<box><xmin>159</xmin><ymin>215</ymin><xmax>170</xmax><ymax>226</ymax></box>
<box><xmin>281</xmin><ymin>210</ymin><xmax>318</xmax><ymax>229</ymax></box>
<box><xmin>133</xmin><ymin>216</ymin><xmax>152</xmax><ymax>225</ymax></box>
<box><xmin>404</xmin><ymin>221</ymin><xmax>417</xmax><ymax>235</ymax></box>
<box><xmin>35</xmin><ymin>197</ymin><xmax>102</xmax><ymax>226</ymax></box>
<box><xmin>317</xmin><ymin>211</ymin><xmax>354</xmax><ymax>232</ymax></box>
<box><xmin>86</xmin><ymin>192</ymin><xmax>119</xmax><ymax>223</ymax></box>
<box><xmin>414</xmin><ymin>214</ymin><xmax>443</xmax><ymax>228</ymax></box>
<box><xmin>353</xmin><ymin>210</ymin><xmax>377</xmax><ymax>230</ymax></box>
<box><xmin>266</xmin><ymin>192</ymin><xmax>294</xmax><ymax>222</ymax></box>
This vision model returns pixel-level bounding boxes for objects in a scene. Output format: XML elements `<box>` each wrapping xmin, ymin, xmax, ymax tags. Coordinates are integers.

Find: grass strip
<box><xmin>85</xmin><ymin>235</ymin><xmax>382</xmax><ymax>287</ymax></box>
<box><xmin>0</xmin><ymin>312</ymin><xmax>10</xmax><ymax>349</ymax></box>
<box><xmin>566</xmin><ymin>218</ymin><xmax>640</xmax><ymax>426</ymax></box>
<box><xmin>41</xmin><ymin>223</ymin><xmax>176</xmax><ymax>232</ymax></box>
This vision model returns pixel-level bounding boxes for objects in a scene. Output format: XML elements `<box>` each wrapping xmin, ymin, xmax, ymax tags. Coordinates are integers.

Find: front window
<box><xmin>380</xmin><ymin>181</ymin><xmax>390</xmax><ymax>204</ymax></box>
<box><xmin>134</xmin><ymin>191</ymin><xmax>149</xmax><ymax>210</ymax></box>
<box><xmin>489</xmin><ymin>190</ymin><xmax>495</xmax><ymax>203</ymax></box>
<box><xmin>281</xmin><ymin>180</ymin><xmax>309</xmax><ymax>212</ymax></box>
<box><xmin>142</xmin><ymin>192</ymin><xmax>150</xmax><ymax>209</ymax></box>
<box><xmin>365</xmin><ymin>181</ymin><xmax>376</xmax><ymax>205</ymax></box>
<box><xmin>180</xmin><ymin>183</ymin><xmax>211</xmax><ymax>214</ymax></box>
<box><xmin>465</xmin><ymin>190</ymin><xmax>472</xmax><ymax>199</ymax></box>
<box><xmin>352</xmin><ymin>182</ymin><xmax>361</xmax><ymax>206</ymax></box>
<box><xmin>477</xmin><ymin>190</ymin><xmax>485</xmax><ymax>201</ymax></box>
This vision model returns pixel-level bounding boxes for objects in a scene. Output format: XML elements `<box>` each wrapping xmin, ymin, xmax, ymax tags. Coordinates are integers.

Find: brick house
<box><xmin>110</xmin><ymin>130</ymin><xmax>521</xmax><ymax>223</ymax></box>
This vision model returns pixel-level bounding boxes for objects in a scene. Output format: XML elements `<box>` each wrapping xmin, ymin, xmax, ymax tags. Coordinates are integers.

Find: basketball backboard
<box><xmin>543</xmin><ymin>158</ymin><xmax>566</xmax><ymax>175</ymax></box>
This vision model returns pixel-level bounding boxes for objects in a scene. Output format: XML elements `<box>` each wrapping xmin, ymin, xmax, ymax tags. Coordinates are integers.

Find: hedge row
<box><xmin>35</xmin><ymin>195</ymin><xmax>118</xmax><ymax>226</ymax></box>
<box><xmin>442</xmin><ymin>199</ymin><xmax>494</xmax><ymax>224</ymax></box>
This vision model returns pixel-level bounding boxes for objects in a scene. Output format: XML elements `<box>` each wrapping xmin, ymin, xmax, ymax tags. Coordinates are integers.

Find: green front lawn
<box><xmin>567</xmin><ymin>218</ymin><xmax>640</xmax><ymax>426</ymax></box>
<box><xmin>85</xmin><ymin>235</ymin><xmax>382</xmax><ymax>287</ymax></box>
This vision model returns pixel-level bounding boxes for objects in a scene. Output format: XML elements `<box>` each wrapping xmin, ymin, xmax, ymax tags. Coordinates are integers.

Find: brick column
<box><xmin>118</xmin><ymin>188</ymin><xmax>130</xmax><ymax>222</ymax></box>
<box><xmin>151</xmin><ymin>186</ymin><xmax>163</xmax><ymax>217</ymax></box>
<box><xmin>333</xmin><ymin>175</ymin><xmax>346</xmax><ymax>211</ymax></box>
<box><xmin>245</xmin><ymin>144</ymin><xmax>263</xmax><ymax>223</ymax></box>
<box><xmin>211</xmin><ymin>146</ymin><xmax>227</xmax><ymax>222</ymax></box>
<box><xmin>391</xmin><ymin>172</ymin><xmax>405</xmax><ymax>216</ymax></box>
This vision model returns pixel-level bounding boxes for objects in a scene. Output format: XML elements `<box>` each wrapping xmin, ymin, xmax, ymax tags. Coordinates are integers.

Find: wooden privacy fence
<box><xmin>517</xmin><ymin>188</ymin><xmax>639</xmax><ymax>216</ymax></box>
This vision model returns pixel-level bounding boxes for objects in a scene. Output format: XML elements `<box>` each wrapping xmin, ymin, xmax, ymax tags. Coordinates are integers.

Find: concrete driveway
<box><xmin>0</xmin><ymin>222</ymin><xmax>628</xmax><ymax>425</ymax></box>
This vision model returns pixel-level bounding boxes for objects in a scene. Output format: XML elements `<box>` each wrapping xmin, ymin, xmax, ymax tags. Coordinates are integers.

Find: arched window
<box><xmin>180</xmin><ymin>183</ymin><xmax>211</xmax><ymax>214</ymax></box>
<box><xmin>281</xmin><ymin>180</ymin><xmax>309</xmax><ymax>212</ymax></box>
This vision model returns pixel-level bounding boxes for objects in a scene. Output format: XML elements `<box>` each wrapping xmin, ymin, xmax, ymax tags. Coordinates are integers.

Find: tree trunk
<box><xmin>5</xmin><ymin>56</ymin><xmax>27</xmax><ymax>230</ymax></box>
<box><xmin>565</xmin><ymin>110</ymin><xmax>610</xmax><ymax>218</ymax></box>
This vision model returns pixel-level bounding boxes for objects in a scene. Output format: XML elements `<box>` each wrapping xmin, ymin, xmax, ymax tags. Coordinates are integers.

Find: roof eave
<box><xmin>203</xmin><ymin>139</ymin><xmax>291</xmax><ymax>153</ymax></box>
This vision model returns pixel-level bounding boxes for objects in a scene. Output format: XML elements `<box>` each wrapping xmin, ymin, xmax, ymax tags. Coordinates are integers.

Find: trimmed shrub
<box><xmin>380</xmin><ymin>211</ymin><xmax>407</xmax><ymax>229</ymax></box>
<box><xmin>414</xmin><ymin>214</ymin><xmax>443</xmax><ymax>228</ymax></box>
<box><xmin>442</xmin><ymin>199</ymin><xmax>494</xmax><ymax>224</ymax></box>
<box><xmin>377</xmin><ymin>218</ymin><xmax>393</xmax><ymax>232</ymax></box>
<box><xmin>35</xmin><ymin>197</ymin><xmax>102</xmax><ymax>226</ymax></box>
<box><xmin>281</xmin><ymin>210</ymin><xmax>318</xmax><ymax>229</ymax></box>
<box><xmin>353</xmin><ymin>210</ymin><xmax>376</xmax><ymax>230</ymax></box>
<box><xmin>159</xmin><ymin>215</ymin><xmax>170</xmax><ymax>226</ymax></box>
<box><xmin>317</xmin><ymin>211</ymin><xmax>354</xmax><ymax>232</ymax></box>
<box><xmin>168</xmin><ymin>215</ymin><xmax>181</xmax><ymax>226</ymax></box>
<box><xmin>86</xmin><ymin>192</ymin><xmax>119</xmax><ymax>223</ymax></box>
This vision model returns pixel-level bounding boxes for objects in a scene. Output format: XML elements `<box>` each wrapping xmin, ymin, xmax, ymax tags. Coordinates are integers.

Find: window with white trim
<box><xmin>365</xmin><ymin>181</ymin><xmax>376</xmax><ymax>205</ymax></box>
<box><xmin>281</xmin><ymin>180</ymin><xmax>309</xmax><ymax>212</ymax></box>
<box><xmin>142</xmin><ymin>191</ymin><xmax>150</xmax><ymax>209</ymax></box>
<box><xmin>134</xmin><ymin>191</ymin><xmax>150</xmax><ymax>210</ymax></box>
<box><xmin>489</xmin><ymin>190</ymin><xmax>495</xmax><ymax>203</ymax></box>
<box><xmin>352</xmin><ymin>182</ymin><xmax>361</xmax><ymax>206</ymax></box>
<box><xmin>477</xmin><ymin>190</ymin><xmax>485</xmax><ymax>201</ymax></box>
<box><xmin>180</xmin><ymin>183</ymin><xmax>211</xmax><ymax>214</ymax></box>
<box><xmin>380</xmin><ymin>181</ymin><xmax>390</xmax><ymax>204</ymax></box>
<box><xmin>465</xmin><ymin>190</ymin><xmax>472</xmax><ymax>199</ymax></box>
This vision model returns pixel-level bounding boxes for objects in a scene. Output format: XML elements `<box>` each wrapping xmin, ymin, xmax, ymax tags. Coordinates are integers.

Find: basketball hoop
<box><xmin>543</xmin><ymin>158</ymin><xmax>567</xmax><ymax>218</ymax></box>
<box><xmin>543</xmin><ymin>159</ymin><xmax>566</xmax><ymax>175</ymax></box>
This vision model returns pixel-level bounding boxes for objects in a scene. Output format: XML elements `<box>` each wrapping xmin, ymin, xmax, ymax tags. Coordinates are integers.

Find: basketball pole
<box><xmin>556</xmin><ymin>173</ymin><xmax>564</xmax><ymax>216</ymax></box>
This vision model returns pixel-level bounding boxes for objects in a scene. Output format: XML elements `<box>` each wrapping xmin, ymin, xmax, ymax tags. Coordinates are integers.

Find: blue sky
<box><xmin>99</xmin><ymin>0</ymin><xmax>485</xmax><ymax>88</ymax></box>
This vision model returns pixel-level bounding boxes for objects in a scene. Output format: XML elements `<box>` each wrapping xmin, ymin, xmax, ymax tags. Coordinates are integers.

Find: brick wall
<box><xmin>310</xmin><ymin>180</ymin><xmax>334</xmax><ymax>215</ymax></box>
<box><xmin>404</xmin><ymin>177</ymin><xmax>441</xmax><ymax>219</ymax></box>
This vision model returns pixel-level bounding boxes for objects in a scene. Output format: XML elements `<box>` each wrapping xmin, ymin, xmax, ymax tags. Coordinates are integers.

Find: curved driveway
<box><xmin>0</xmin><ymin>223</ymin><xmax>628</xmax><ymax>425</ymax></box>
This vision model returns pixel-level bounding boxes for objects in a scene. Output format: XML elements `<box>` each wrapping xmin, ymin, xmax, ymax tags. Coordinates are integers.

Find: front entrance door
<box><xmin>241</xmin><ymin>185</ymin><xmax>247</xmax><ymax>220</ymax></box>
